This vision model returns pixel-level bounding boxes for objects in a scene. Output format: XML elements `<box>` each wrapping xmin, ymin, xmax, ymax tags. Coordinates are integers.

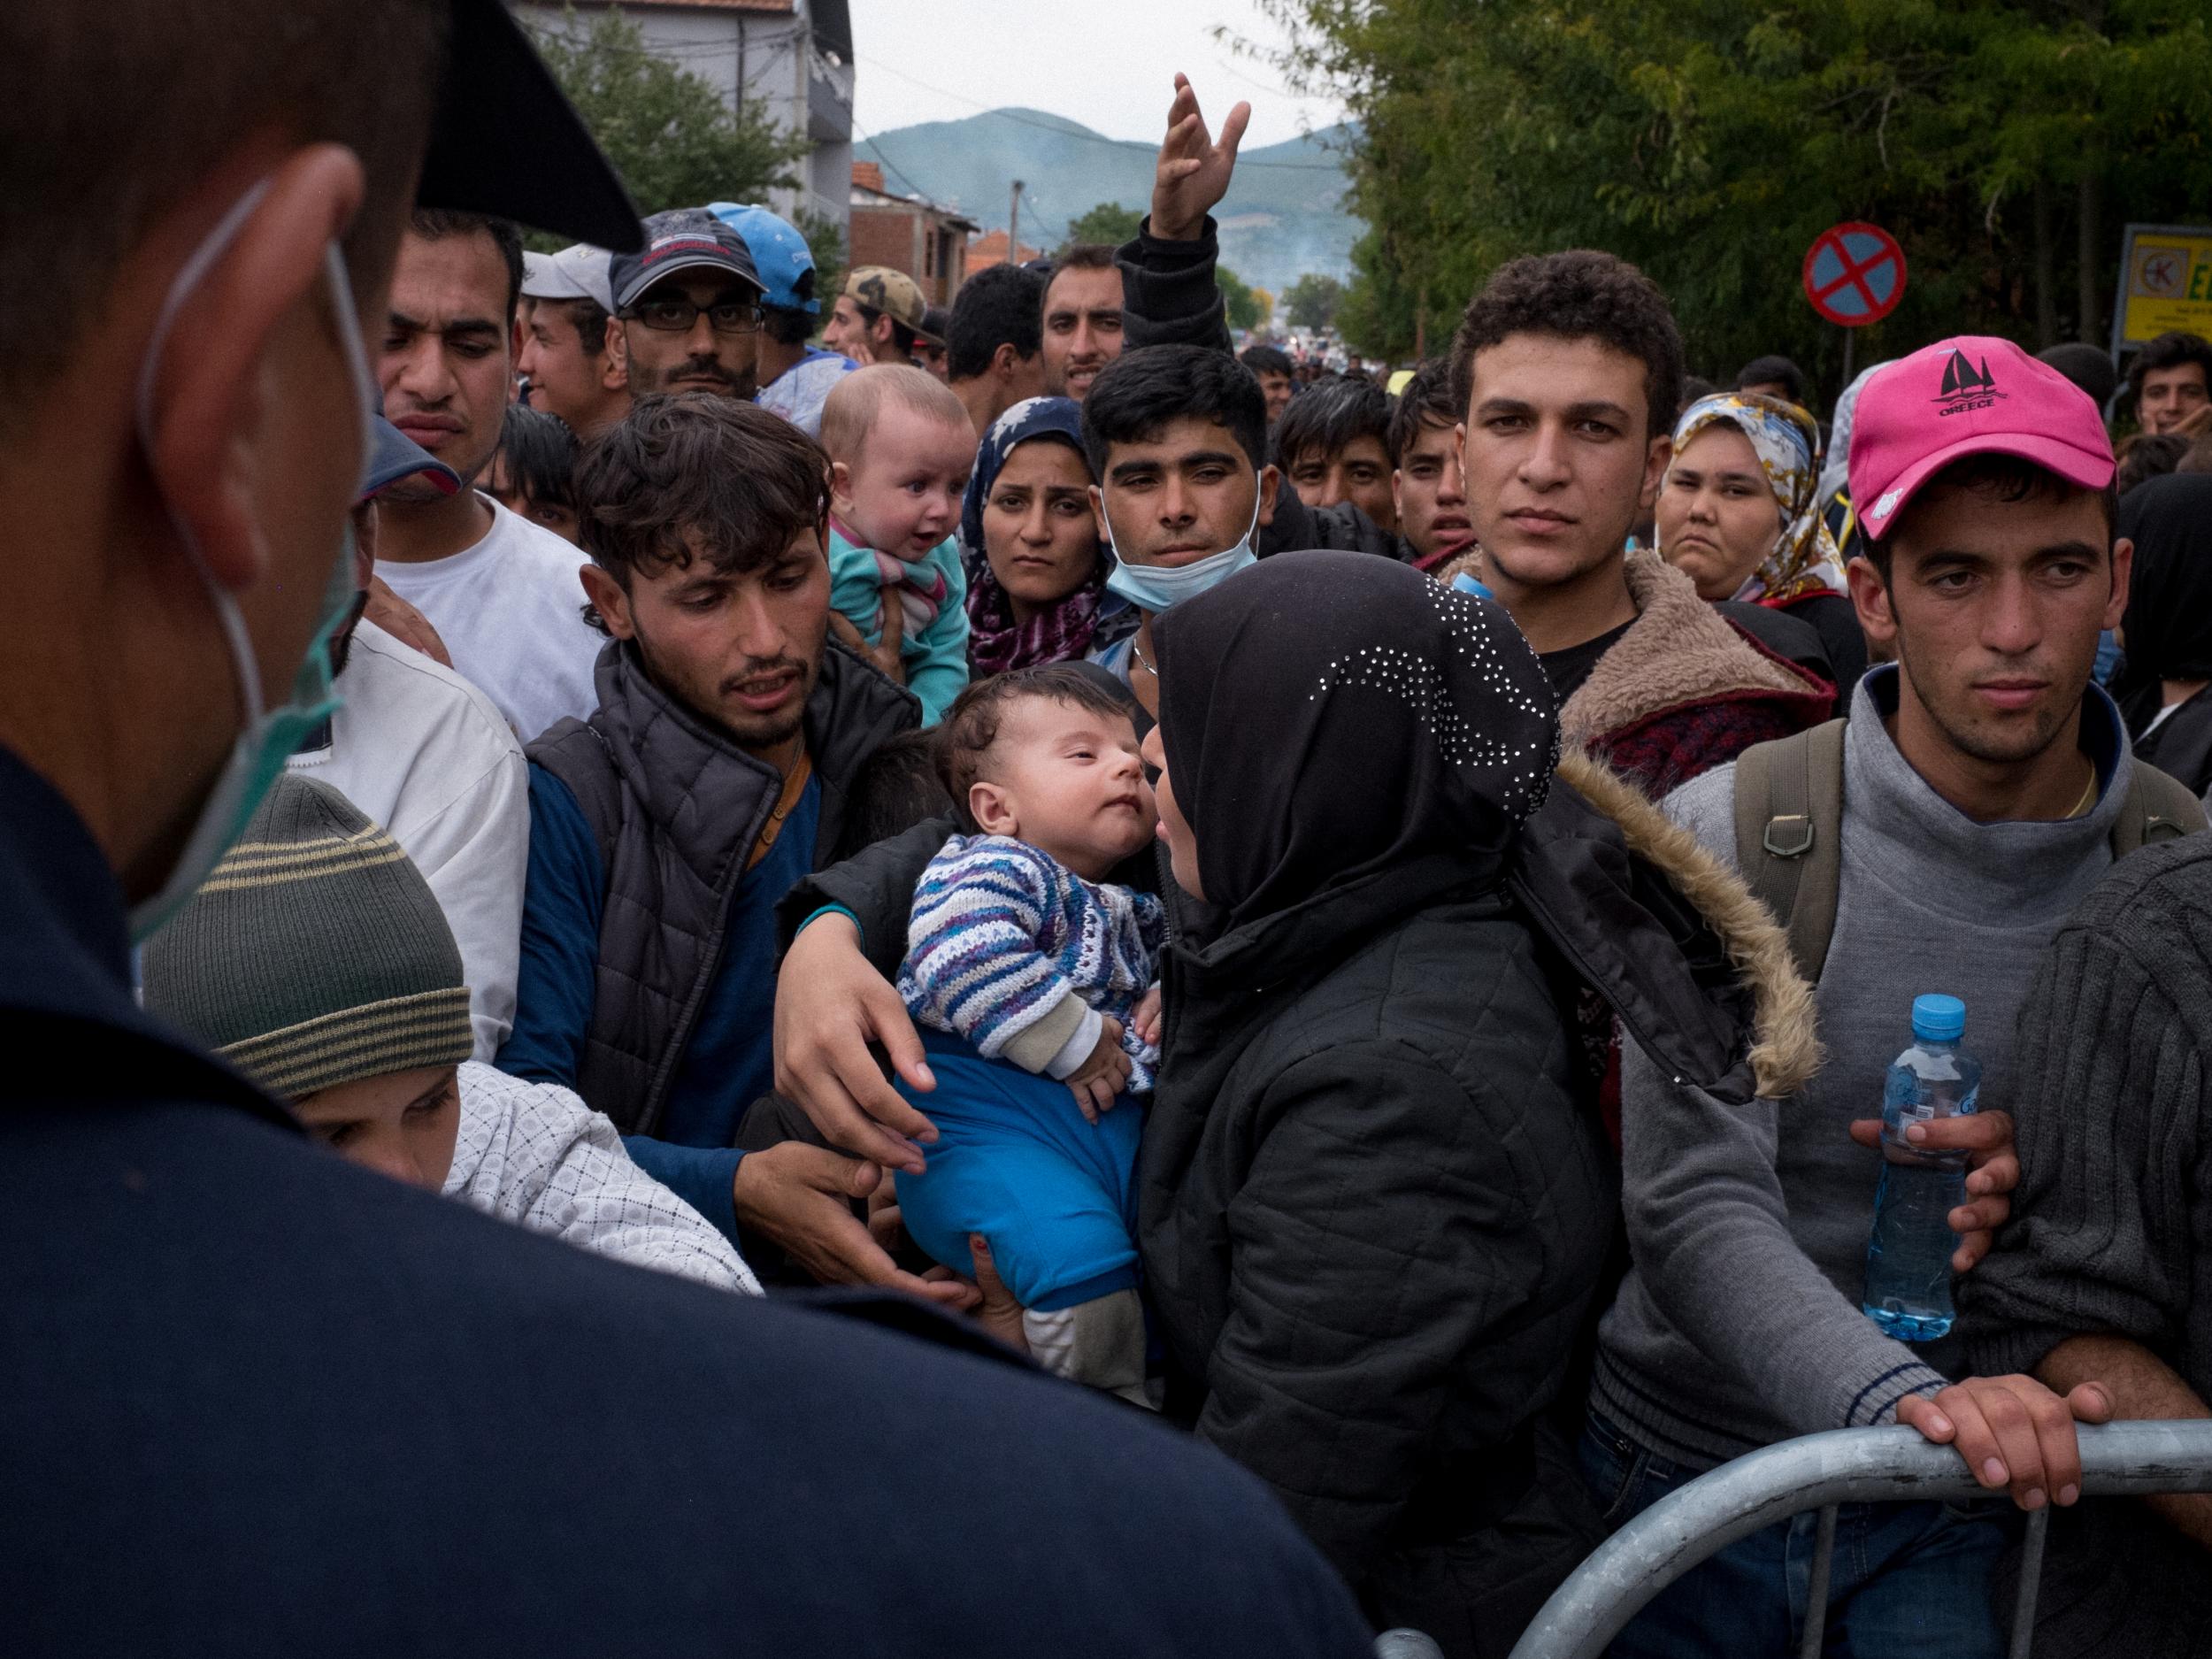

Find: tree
<box><xmin>1063</xmin><ymin>201</ymin><xmax>1144</xmax><ymax>250</ymax></box>
<box><xmin>1254</xmin><ymin>0</ymin><xmax>2212</xmax><ymax>395</ymax></box>
<box><xmin>1217</xmin><ymin>264</ymin><xmax>1264</xmax><ymax>333</ymax></box>
<box><xmin>1283</xmin><ymin>273</ymin><xmax>1346</xmax><ymax>332</ymax></box>
<box><xmin>527</xmin><ymin>5</ymin><xmax>807</xmax><ymax>247</ymax></box>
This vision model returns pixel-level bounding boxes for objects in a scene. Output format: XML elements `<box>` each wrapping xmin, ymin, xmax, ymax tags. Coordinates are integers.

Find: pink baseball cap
<box><xmin>1850</xmin><ymin>335</ymin><xmax>2115</xmax><ymax>541</ymax></box>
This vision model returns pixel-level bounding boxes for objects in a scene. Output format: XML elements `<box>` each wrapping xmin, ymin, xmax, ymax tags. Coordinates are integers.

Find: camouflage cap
<box><xmin>844</xmin><ymin>265</ymin><xmax>934</xmax><ymax>340</ymax></box>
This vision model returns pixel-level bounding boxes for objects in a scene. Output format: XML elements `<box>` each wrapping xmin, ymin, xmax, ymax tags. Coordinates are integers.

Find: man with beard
<box><xmin>495</xmin><ymin>394</ymin><xmax>962</xmax><ymax>1288</ymax></box>
<box><xmin>1041</xmin><ymin>245</ymin><xmax>1126</xmax><ymax>402</ymax></box>
<box><xmin>607</xmin><ymin>208</ymin><xmax>767</xmax><ymax>403</ymax></box>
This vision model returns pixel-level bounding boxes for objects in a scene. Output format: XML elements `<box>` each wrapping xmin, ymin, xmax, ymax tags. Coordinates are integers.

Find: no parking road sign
<box><xmin>1802</xmin><ymin>222</ymin><xmax>1906</xmax><ymax>326</ymax></box>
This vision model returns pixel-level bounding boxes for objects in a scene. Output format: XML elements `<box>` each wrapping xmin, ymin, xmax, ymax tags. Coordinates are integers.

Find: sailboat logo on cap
<box><xmin>1932</xmin><ymin>349</ymin><xmax>2005</xmax><ymax>416</ymax></box>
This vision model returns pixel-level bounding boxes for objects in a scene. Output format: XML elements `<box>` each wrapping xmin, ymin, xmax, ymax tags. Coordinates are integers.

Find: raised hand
<box><xmin>1150</xmin><ymin>73</ymin><xmax>1252</xmax><ymax>243</ymax></box>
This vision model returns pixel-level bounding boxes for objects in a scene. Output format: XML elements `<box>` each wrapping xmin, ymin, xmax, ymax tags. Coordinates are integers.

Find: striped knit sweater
<box><xmin>899</xmin><ymin>833</ymin><xmax>1166</xmax><ymax>1089</ymax></box>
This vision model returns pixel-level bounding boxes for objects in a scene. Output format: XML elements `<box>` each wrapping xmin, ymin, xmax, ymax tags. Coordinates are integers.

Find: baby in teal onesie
<box><xmin>819</xmin><ymin>363</ymin><xmax>977</xmax><ymax>724</ymax></box>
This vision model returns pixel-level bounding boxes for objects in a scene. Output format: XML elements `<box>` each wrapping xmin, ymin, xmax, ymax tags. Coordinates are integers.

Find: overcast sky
<box><xmin>843</xmin><ymin>0</ymin><xmax>1348</xmax><ymax>150</ymax></box>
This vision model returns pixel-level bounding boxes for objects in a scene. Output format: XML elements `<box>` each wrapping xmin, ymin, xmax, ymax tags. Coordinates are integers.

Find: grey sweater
<box><xmin>1592</xmin><ymin>670</ymin><xmax>2136</xmax><ymax>1467</ymax></box>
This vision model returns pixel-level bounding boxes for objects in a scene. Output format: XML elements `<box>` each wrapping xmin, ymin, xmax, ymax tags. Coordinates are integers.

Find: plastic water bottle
<box><xmin>1862</xmin><ymin>995</ymin><xmax>1982</xmax><ymax>1341</ymax></box>
<box><xmin>1449</xmin><ymin>571</ymin><xmax>1494</xmax><ymax>601</ymax></box>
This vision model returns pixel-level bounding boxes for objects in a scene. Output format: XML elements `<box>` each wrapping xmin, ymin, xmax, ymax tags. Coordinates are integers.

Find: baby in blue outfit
<box><xmin>895</xmin><ymin>665</ymin><xmax>1164</xmax><ymax>1400</ymax></box>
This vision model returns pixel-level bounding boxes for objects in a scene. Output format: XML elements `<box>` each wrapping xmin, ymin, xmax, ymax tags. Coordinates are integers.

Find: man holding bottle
<box><xmin>1582</xmin><ymin>338</ymin><xmax>2198</xmax><ymax>1655</ymax></box>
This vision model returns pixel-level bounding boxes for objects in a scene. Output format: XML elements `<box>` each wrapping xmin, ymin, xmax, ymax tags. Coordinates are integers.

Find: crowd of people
<box><xmin>11</xmin><ymin>4</ymin><xmax>2212</xmax><ymax>1655</ymax></box>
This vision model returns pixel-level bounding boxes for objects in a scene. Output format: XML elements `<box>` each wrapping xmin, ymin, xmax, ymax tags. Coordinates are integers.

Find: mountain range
<box><xmin>856</xmin><ymin>107</ymin><xmax>1361</xmax><ymax>300</ymax></box>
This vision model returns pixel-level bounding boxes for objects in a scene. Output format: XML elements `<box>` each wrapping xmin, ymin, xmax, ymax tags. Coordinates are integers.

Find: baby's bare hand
<box><xmin>1065</xmin><ymin>1018</ymin><xmax>1132</xmax><ymax>1123</ymax></box>
<box><xmin>1132</xmin><ymin>987</ymin><xmax>1163</xmax><ymax>1047</ymax></box>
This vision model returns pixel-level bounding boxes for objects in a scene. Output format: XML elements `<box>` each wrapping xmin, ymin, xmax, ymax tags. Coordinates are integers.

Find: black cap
<box><xmin>609</xmin><ymin>209</ymin><xmax>764</xmax><ymax>311</ymax></box>
<box><xmin>416</xmin><ymin>0</ymin><xmax>644</xmax><ymax>253</ymax></box>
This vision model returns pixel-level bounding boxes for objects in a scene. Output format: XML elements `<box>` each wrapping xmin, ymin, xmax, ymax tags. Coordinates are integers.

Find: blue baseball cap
<box><xmin>360</xmin><ymin>416</ymin><xmax>463</xmax><ymax>504</ymax></box>
<box><xmin>708</xmin><ymin>202</ymin><xmax>818</xmax><ymax>315</ymax></box>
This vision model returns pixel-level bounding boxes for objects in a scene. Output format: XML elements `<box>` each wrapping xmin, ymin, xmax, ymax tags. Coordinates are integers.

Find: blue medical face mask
<box><xmin>1101</xmin><ymin>474</ymin><xmax>1263</xmax><ymax>613</ymax></box>
<box><xmin>127</xmin><ymin>180</ymin><xmax>376</xmax><ymax>943</ymax></box>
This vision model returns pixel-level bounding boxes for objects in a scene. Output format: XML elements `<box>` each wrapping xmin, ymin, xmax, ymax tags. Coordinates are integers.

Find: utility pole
<box><xmin>1010</xmin><ymin>180</ymin><xmax>1024</xmax><ymax>262</ymax></box>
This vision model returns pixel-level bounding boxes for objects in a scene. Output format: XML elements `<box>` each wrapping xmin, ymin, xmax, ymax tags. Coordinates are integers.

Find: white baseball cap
<box><xmin>519</xmin><ymin>242</ymin><xmax>615</xmax><ymax>311</ymax></box>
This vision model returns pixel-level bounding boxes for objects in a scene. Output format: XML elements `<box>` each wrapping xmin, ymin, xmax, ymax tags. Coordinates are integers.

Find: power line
<box><xmin>854</xmin><ymin>54</ymin><xmax>1348</xmax><ymax>173</ymax></box>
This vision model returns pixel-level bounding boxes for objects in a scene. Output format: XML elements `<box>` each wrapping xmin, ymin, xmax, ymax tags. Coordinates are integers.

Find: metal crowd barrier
<box><xmin>1507</xmin><ymin>1420</ymin><xmax>2212</xmax><ymax>1659</ymax></box>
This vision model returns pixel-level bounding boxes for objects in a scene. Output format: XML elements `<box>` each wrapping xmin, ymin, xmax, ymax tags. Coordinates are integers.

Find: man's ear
<box><xmin>992</xmin><ymin>342</ymin><xmax>1018</xmax><ymax>383</ymax></box>
<box><xmin>1090</xmin><ymin>482</ymin><xmax>1113</xmax><ymax>545</ymax></box>
<box><xmin>1639</xmin><ymin>433</ymin><xmax>1673</xmax><ymax>514</ymax></box>
<box><xmin>1256</xmin><ymin>464</ymin><xmax>1280</xmax><ymax>528</ymax></box>
<box><xmin>1846</xmin><ymin>553</ymin><xmax>1895</xmax><ymax>651</ymax></box>
<box><xmin>142</xmin><ymin>143</ymin><xmax>366</xmax><ymax>596</ymax></box>
<box><xmin>603</xmin><ymin>320</ymin><xmax>630</xmax><ymax>392</ymax></box>
<box><xmin>969</xmin><ymin>780</ymin><xmax>1016</xmax><ymax>838</ymax></box>
<box><xmin>2106</xmin><ymin>535</ymin><xmax>2134</xmax><ymax>632</ymax></box>
<box><xmin>579</xmin><ymin>562</ymin><xmax>635</xmax><ymax>641</ymax></box>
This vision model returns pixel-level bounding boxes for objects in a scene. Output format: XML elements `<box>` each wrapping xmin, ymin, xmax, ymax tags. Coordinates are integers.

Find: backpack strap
<box><xmin>2112</xmin><ymin>758</ymin><xmax>2208</xmax><ymax>856</ymax></box>
<box><xmin>1732</xmin><ymin>718</ymin><xmax>1848</xmax><ymax>985</ymax></box>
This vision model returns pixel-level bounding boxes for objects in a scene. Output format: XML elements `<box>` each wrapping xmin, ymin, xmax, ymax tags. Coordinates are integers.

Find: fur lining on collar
<box><xmin>1559</xmin><ymin>550</ymin><xmax>1818</xmax><ymax>748</ymax></box>
<box><xmin>1559</xmin><ymin>749</ymin><xmax>1823</xmax><ymax>1100</ymax></box>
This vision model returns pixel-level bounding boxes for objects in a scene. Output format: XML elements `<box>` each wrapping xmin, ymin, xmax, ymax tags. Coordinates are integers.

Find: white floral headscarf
<box><xmin>1669</xmin><ymin>392</ymin><xmax>1847</xmax><ymax>604</ymax></box>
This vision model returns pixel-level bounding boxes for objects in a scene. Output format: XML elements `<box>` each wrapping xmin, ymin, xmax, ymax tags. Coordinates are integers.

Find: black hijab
<box><xmin>1151</xmin><ymin>549</ymin><xmax>1558</xmax><ymax>935</ymax></box>
<box><xmin>2116</xmin><ymin>472</ymin><xmax>2212</xmax><ymax>733</ymax></box>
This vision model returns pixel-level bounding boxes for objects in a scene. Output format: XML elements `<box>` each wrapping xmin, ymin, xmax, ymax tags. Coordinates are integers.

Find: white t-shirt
<box><xmin>288</xmin><ymin>619</ymin><xmax>528</xmax><ymax>1059</ymax></box>
<box><xmin>374</xmin><ymin>493</ymin><xmax>604</xmax><ymax>744</ymax></box>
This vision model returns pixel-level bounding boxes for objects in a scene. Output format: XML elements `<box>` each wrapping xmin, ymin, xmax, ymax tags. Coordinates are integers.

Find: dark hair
<box><xmin>1734</xmin><ymin>354</ymin><xmax>1806</xmax><ymax>405</ymax></box>
<box><xmin>410</xmin><ymin>208</ymin><xmax>524</xmax><ymax>322</ymax></box>
<box><xmin>498</xmin><ymin>404</ymin><xmax>578</xmax><ymax>511</ymax></box>
<box><xmin>763</xmin><ymin>304</ymin><xmax>814</xmax><ymax>347</ymax></box>
<box><xmin>1043</xmin><ymin>245</ymin><xmax>1122</xmax><ymax>315</ymax></box>
<box><xmin>2178</xmin><ymin>434</ymin><xmax>2212</xmax><ymax>475</ymax></box>
<box><xmin>2116</xmin><ymin>431</ymin><xmax>2190</xmax><ymax>495</ymax></box>
<box><xmin>831</xmin><ymin>731</ymin><xmax>955</xmax><ymax>860</ymax></box>
<box><xmin>1873</xmin><ymin>452</ymin><xmax>2119</xmax><ymax>580</ymax></box>
<box><xmin>557</xmin><ymin>296</ymin><xmax>611</xmax><ymax>357</ymax></box>
<box><xmin>1449</xmin><ymin>250</ymin><xmax>1684</xmax><ymax>444</ymax></box>
<box><xmin>948</xmin><ymin>264</ymin><xmax>1046</xmax><ymax>380</ymax></box>
<box><xmin>2125</xmin><ymin>331</ymin><xmax>2212</xmax><ymax>416</ymax></box>
<box><xmin>934</xmin><ymin>664</ymin><xmax>1137</xmax><ymax>833</ymax></box>
<box><xmin>1271</xmin><ymin>374</ymin><xmax>1393</xmax><ymax>471</ymax></box>
<box><xmin>1</xmin><ymin>0</ymin><xmax>447</xmax><ymax>436</ymax></box>
<box><xmin>1386</xmin><ymin>357</ymin><xmax>1457</xmax><ymax>463</ymax></box>
<box><xmin>577</xmin><ymin>394</ymin><xmax>830</xmax><ymax>602</ymax></box>
<box><xmin>1082</xmin><ymin>344</ymin><xmax>1269</xmax><ymax>476</ymax></box>
<box><xmin>1678</xmin><ymin>373</ymin><xmax>1717</xmax><ymax>413</ymax></box>
<box><xmin>1240</xmin><ymin>344</ymin><xmax>1294</xmax><ymax>380</ymax></box>
<box><xmin>853</xmin><ymin>300</ymin><xmax>918</xmax><ymax>357</ymax></box>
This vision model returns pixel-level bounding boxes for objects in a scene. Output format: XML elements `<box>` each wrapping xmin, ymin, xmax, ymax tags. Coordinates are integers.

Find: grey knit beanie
<box><xmin>142</xmin><ymin>775</ymin><xmax>472</xmax><ymax>1101</ymax></box>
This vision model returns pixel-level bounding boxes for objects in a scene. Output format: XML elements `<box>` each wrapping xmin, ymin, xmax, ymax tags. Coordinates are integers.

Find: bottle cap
<box><xmin>1910</xmin><ymin>994</ymin><xmax>1966</xmax><ymax>1042</ymax></box>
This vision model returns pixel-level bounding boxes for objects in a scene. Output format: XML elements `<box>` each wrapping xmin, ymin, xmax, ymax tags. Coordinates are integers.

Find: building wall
<box><xmin>512</xmin><ymin>1</ymin><xmax>850</xmax><ymax>239</ymax></box>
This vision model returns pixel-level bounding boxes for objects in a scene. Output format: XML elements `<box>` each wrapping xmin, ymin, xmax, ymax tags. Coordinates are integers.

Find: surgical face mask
<box><xmin>127</xmin><ymin>180</ymin><xmax>376</xmax><ymax>942</ymax></box>
<box><xmin>1101</xmin><ymin>476</ymin><xmax>1262</xmax><ymax>613</ymax></box>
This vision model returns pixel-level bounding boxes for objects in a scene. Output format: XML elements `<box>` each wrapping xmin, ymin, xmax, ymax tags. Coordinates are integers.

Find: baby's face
<box><xmin>835</xmin><ymin>404</ymin><xmax>976</xmax><ymax>559</ymax></box>
<box><xmin>974</xmin><ymin>698</ymin><xmax>1156</xmax><ymax>880</ymax></box>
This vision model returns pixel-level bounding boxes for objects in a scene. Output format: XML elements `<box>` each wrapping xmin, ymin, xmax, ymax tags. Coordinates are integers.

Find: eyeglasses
<box><xmin>626</xmin><ymin>297</ymin><xmax>762</xmax><ymax>335</ymax></box>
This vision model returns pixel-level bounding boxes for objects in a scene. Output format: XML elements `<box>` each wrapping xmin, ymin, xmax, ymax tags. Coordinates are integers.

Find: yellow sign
<box><xmin>2115</xmin><ymin>224</ymin><xmax>2212</xmax><ymax>352</ymax></box>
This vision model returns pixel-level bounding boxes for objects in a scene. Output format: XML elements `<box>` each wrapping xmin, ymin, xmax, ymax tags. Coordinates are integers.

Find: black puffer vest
<box><xmin>527</xmin><ymin>639</ymin><xmax>918</xmax><ymax>1134</ymax></box>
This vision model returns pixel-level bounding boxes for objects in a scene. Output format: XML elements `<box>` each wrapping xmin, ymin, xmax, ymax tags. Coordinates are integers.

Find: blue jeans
<box><xmin>1578</xmin><ymin>1412</ymin><xmax>2013</xmax><ymax>1658</ymax></box>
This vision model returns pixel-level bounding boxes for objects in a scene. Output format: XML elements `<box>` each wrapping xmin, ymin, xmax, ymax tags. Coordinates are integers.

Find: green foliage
<box><xmin>794</xmin><ymin>209</ymin><xmax>848</xmax><ymax>309</ymax></box>
<box><xmin>1256</xmin><ymin>0</ymin><xmax>2212</xmax><ymax>399</ymax></box>
<box><xmin>1063</xmin><ymin>201</ymin><xmax>1144</xmax><ymax>249</ymax></box>
<box><xmin>526</xmin><ymin>5</ymin><xmax>807</xmax><ymax>250</ymax></box>
<box><xmin>1217</xmin><ymin>264</ymin><xmax>1265</xmax><ymax>332</ymax></box>
<box><xmin>1283</xmin><ymin>272</ymin><xmax>1347</xmax><ymax>331</ymax></box>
